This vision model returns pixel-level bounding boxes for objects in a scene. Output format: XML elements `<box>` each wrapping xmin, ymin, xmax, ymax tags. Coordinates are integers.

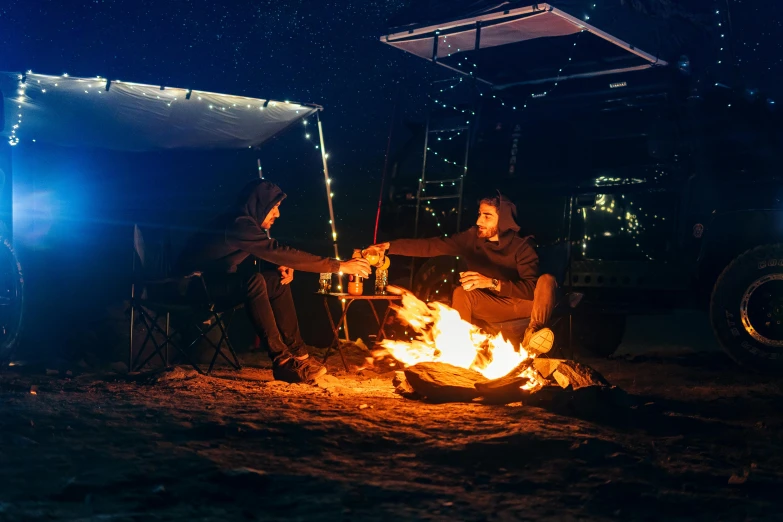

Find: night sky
<box><xmin>1</xmin><ymin>1</ymin><xmax>781</xmax><ymax>250</ymax></box>
<box><xmin>0</xmin><ymin>0</ymin><xmax>437</xmax><ymax>250</ymax></box>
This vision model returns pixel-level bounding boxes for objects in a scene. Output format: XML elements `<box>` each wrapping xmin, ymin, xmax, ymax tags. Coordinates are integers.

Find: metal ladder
<box><xmin>409</xmin><ymin>77</ymin><xmax>475</xmax><ymax>286</ymax></box>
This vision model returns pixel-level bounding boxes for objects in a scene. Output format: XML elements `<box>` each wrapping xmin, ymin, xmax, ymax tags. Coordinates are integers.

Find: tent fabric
<box><xmin>386</xmin><ymin>0</ymin><xmax>716</xmax><ymax>69</ymax></box>
<box><xmin>381</xmin><ymin>3</ymin><xmax>667</xmax><ymax>86</ymax></box>
<box><xmin>1</xmin><ymin>72</ymin><xmax>320</xmax><ymax>151</ymax></box>
<box><xmin>391</xmin><ymin>11</ymin><xmax>581</xmax><ymax>61</ymax></box>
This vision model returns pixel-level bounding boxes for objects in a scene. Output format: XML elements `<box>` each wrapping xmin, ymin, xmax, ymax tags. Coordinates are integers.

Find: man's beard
<box><xmin>477</xmin><ymin>226</ymin><xmax>498</xmax><ymax>238</ymax></box>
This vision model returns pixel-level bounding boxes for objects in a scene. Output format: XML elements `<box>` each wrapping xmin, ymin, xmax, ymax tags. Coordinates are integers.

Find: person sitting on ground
<box><xmin>370</xmin><ymin>193</ymin><xmax>557</xmax><ymax>353</ymax></box>
<box><xmin>175</xmin><ymin>179</ymin><xmax>370</xmax><ymax>383</ymax></box>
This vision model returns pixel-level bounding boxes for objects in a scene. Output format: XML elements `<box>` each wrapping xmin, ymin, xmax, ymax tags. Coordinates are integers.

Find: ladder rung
<box><xmin>418</xmin><ymin>194</ymin><xmax>461</xmax><ymax>201</ymax></box>
<box><xmin>428</xmin><ymin>126</ymin><xmax>469</xmax><ymax>134</ymax></box>
<box><xmin>423</xmin><ymin>178</ymin><xmax>461</xmax><ymax>184</ymax></box>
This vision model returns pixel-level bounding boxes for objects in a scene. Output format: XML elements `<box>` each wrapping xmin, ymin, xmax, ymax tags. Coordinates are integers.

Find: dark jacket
<box><xmin>176</xmin><ymin>180</ymin><xmax>340</xmax><ymax>275</ymax></box>
<box><xmin>388</xmin><ymin>194</ymin><xmax>539</xmax><ymax>300</ymax></box>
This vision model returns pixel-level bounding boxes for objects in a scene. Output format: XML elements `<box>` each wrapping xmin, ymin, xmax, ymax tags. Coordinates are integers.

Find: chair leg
<box><xmin>220</xmin><ymin>310</ymin><xmax>242</xmax><ymax>370</ymax></box>
<box><xmin>134</xmin><ymin>308</ymin><xmax>172</xmax><ymax>371</ymax></box>
<box><xmin>145</xmin><ymin>309</ymin><xmax>169</xmax><ymax>366</ymax></box>
<box><xmin>205</xmin><ymin>311</ymin><xmax>242</xmax><ymax>374</ymax></box>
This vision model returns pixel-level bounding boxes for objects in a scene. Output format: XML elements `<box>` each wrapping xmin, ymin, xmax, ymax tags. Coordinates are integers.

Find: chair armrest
<box><xmin>143</xmin><ymin>274</ymin><xmax>199</xmax><ymax>285</ymax></box>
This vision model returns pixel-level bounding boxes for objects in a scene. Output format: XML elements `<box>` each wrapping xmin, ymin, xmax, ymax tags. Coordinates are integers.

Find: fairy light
<box><xmin>11</xmin><ymin>72</ymin><xmax>342</xmax><ymax>262</ymax></box>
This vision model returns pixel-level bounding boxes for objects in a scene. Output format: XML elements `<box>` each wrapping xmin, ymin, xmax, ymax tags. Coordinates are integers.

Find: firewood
<box><xmin>404</xmin><ymin>362</ymin><xmax>488</xmax><ymax>403</ymax></box>
<box><xmin>474</xmin><ymin>359</ymin><xmax>534</xmax><ymax>393</ymax></box>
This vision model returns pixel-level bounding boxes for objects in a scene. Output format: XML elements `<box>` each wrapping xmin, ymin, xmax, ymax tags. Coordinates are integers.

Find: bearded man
<box><xmin>371</xmin><ymin>193</ymin><xmax>557</xmax><ymax>353</ymax></box>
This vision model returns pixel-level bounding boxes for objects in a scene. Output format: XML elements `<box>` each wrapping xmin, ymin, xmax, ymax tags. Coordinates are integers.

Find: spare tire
<box><xmin>710</xmin><ymin>244</ymin><xmax>783</xmax><ymax>372</ymax></box>
<box><xmin>0</xmin><ymin>235</ymin><xmax>23</xmax><ymax>367</ymax></box>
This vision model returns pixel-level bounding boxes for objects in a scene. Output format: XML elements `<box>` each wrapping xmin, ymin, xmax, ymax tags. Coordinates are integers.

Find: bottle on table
<box><xmin>347</xmin><ymin>249</ymin><xmax>364</xmax><ymax>296</ymax></box>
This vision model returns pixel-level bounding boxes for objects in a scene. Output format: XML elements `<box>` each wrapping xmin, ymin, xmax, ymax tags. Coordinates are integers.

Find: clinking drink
<box><xmin>347</xmin><ymin>249</ymin><xmax>364</xmax><ymax>295</ymax></box>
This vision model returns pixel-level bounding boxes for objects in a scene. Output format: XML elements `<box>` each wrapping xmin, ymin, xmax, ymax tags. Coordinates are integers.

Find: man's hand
<box><xmin>339</xmin><ymin>258</ymin><xmax>371</xmax><ymax>278</ymax></box>
<box><xmin>278</xmin><ymin>266</ymin><xmax>294</xmax><ymax>285</ymax></box>
<box><xmin>368</xmin><ymin>242</ymin><xmax>390</xmax><ymax>253</ymax></box>
<box><xmin>459</xmin><ymin>271</ymin><xmax>495</xmax><ymax>291</ymax></box>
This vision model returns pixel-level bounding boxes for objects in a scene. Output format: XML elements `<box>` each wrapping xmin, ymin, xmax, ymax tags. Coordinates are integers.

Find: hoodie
<box><xmin>388</xmin><ymin>194</ymin><xmax>539</xmax><ymax>300</ymax></box>
<box><xmin>176</xmin><ymin>180</ymin><xmax>341</xmax><ymax>275</ymax></box>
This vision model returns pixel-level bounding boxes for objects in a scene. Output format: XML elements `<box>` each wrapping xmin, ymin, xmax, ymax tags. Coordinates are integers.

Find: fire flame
<box><xmin>380</xmin><ymin>287</ymin><xmax>542</xmax><ymax>389</ymax></box>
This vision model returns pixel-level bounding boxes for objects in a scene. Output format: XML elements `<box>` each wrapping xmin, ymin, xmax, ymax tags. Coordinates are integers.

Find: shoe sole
<box><xmin>528</xmin><ymin>328</ymin><xmax>554</xmax><ymax>354</ymax></box>
<box><xmin>306</xmin><ymin>365</ymin><xmax>328</xmax><ymax>383</ymax></box>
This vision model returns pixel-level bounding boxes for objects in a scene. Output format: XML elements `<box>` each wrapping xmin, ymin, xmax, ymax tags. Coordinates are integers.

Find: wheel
<box><xmin>572</xmin><ymin>312</ymin><xmax>627</xmax><ymax>357</ymax></box>
<box><xmin>411</xmin><ymin>257</ymin><xmax>466</xmax><ymax>305</ymax></box>
<box><xmin>0</xmin><ymin>236</ymin><xmax>23</xmax><ymax>367</ymax></box>
<box><xmin>710</xmin><ymin>244</ymin><xmax>783</xmax><ymax>372</ymax></box>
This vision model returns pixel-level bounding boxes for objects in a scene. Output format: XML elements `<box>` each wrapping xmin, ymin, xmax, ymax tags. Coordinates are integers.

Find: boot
<box><xmin>522</xmin><ymin>326</ymin><xmax>554</xmax><ymax>355</ymax></box>
<box><xmin>272</xmin><ymin>352</ymin><xmax>327</xmax><ymax>383</ymax></box>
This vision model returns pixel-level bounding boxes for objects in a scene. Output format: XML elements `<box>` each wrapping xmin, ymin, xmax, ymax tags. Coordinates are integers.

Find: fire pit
<box><xmin>374</xmin><ymin>286</ymin><xmax>614</xmax><ymax>404</ymax></box>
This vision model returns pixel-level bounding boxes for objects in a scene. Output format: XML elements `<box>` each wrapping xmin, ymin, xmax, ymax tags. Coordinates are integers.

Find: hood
<box><xmin>234</xmin><ymin>179</ymin><xmax>287</xmax><ymax>225</ymax></box>
<box><xmin>493</xmin><ymin>191</ymin><xmax>524</xmax><ymax>249</ymax></box>
<box><xmin>497</xmin><ymin>191</ymin><xmax>521</xmax><ymax>235</ymax></box>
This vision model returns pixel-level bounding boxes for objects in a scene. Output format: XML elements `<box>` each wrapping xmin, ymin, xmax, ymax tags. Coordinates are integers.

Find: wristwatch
<box><xmin>492</xmin><ymin>278</ymin><xmax>500</xmax><ymax>291</ymax></box>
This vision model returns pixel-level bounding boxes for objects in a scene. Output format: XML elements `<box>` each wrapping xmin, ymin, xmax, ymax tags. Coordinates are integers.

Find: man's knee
<box><xmin>245</xmin><ymin>272</ymin><xmax>270</xmax><ymax>299</ymax></box>
<box><xmin>537</xmin><ymin>273</ymin><xmax>557</xmax><ymax>291</ymax></box>
<box><xmin>452</xmin><ymin>286</ymin><xmax>470</xmax><ymax>304</ymax></box>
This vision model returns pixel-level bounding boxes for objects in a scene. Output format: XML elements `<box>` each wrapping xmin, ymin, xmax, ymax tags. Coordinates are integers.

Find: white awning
<box><xmin>1</xmin><ymin>72</ymin><xmax>321</xmax><ymax>151</ymax></box>
<box><xmin>381</xmin><ymin>3</ymin><xmax>667</xmax><ymax>87</ymax></box>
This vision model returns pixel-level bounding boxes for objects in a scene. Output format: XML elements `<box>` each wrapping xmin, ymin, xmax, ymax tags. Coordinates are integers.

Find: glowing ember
<box><xmin>379</xmin><ymin>286</ymin><xmax>543</xmax><ymax>389</ymax></box>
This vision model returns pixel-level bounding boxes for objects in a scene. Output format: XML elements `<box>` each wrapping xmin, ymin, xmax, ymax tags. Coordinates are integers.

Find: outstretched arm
<box><xmin>227</xmin><ymin>218</ymin><xmax>369</xmax><ymax>277</ymax></box>
<box><xmin>372</xmin><ymin>229</ymin><xmax>473</xmax><ymax>258</ymax></box>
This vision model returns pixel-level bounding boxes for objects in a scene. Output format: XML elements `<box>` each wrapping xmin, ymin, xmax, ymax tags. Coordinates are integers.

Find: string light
<box><xmin>7</xmin><ymin>73</ymin><xmax>342</xmax><ymax>264</ymax></box>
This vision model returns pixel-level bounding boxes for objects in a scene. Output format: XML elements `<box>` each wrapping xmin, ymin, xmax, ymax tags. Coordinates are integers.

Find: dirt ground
<box><xmin>1</xmin><ymin>344</ymin><xmax>782</xmax><ymax>522</ymax></box>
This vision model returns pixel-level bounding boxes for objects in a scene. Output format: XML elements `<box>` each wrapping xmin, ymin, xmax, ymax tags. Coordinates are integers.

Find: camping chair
<box><xmin>485</xmin><ymin>241</ymin><xmax>583</xmax><ymax>356</ymax></box>
<box><xmin>128</xmin><ymin>225</ymin><xmax>242</xmax><ymax>375</ymax></box>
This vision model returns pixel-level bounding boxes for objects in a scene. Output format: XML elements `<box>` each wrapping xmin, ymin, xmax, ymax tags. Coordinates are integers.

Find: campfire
<box><xmin>374</xmin><ymin>286</ymin><xmax>610</xmax><ymax>403</ymax></box>
<box><xmin>378</xmin><ymin>286</ymin><xmax>544</xmax><ymax>388</ymax></box>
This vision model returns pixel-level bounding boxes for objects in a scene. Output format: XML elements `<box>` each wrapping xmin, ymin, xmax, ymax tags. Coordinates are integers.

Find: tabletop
<box><xmin>317</xmin><ymin>292</ymin><xmax>402</xmax><ymax>300</ymax></box>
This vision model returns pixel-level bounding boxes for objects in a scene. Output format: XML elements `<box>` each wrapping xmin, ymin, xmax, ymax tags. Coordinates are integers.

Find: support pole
<box><xmin>316</xmin><ymin>111</ymin><xmax>339</xmax><ymax>259</ymax></box>
<box><xmin>316</xmin><ymin>112</ymin><xmax>348</xmax><ymax>340</ymax></box>
<box><xmin>374</xmin><ymin>85</ymin><xmax>399</xmax><ymax>244</ymax></box>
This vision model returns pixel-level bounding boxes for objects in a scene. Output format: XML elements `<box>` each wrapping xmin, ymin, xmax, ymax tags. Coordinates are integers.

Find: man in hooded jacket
<box><xmin>176</xmin><ymin>180</ymin><xmax>370</xmax><ymax>383</ymax></box>
<box><xmin>370</xmin><ymin>193</ymin><xmax>557</xmax><ymax>353</ymax></box>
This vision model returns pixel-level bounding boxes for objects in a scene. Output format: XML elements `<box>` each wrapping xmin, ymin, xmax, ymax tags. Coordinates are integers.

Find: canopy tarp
<box><xmin>1</xmin><ymin>72</ymin><xmax>320</xmax><ymax>151</ymax></box>
<box><xmin>381</xmin><ymin>2</ymin><xmax>679</xmax><ymax>88</ymax></box>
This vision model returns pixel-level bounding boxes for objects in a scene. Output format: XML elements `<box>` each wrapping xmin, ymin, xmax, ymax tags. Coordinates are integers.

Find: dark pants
<box><xmin>451</xmin><ymin>274</ymin><xmax>558</xmax><ymax>331</ymax></box>
<box><xmin>197</xmin><ymin>270</ymin><xmax>305</xmax><ymax>358</ymax></box>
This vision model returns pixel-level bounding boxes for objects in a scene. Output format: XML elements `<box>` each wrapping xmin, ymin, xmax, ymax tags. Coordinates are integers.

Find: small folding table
<box><xmin>319</xmin><ymin>293</ymin><xmax>401</xmax><ymax>371</ymax></box>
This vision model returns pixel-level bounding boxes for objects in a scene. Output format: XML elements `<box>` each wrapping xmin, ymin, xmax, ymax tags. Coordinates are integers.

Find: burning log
<box><xmin>473</xmin><ymin>359</ymin><xmax>535</xmax><ymax>401</ymax></box>
<box><xmin>551</xmin><ymin>361</ymin><xmax>609</xmax><ymax>390</ymax></box>
<box><xmin>380</xmin><ymin>286</ymin><xmax>614</xmax><ymax>404</ymax></box>
<box><xmin>392</xmin><ymin>371</ymin><xmax>421</xmax><ymax>399</ymax></box>
<box><xmin>404</xmin><ymin>362</ymin><xmax>488</xmax><ymax>403</ymax></box>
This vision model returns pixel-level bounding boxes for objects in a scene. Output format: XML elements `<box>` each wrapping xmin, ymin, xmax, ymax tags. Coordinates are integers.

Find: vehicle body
<box><xmin>379</xmin><ymin>2</ymin><xmax>783</xmax><ymax>369</ymax></box>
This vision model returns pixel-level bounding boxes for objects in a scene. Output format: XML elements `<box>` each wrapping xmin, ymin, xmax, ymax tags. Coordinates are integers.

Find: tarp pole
<box><xmin>316</xmin><ymin>112</ymin><xmax>349</xmax><ymax>340</ymax></box>
<box><xmin>373</xmin><ymin>84</ymin><xmax>399</xmax><ymax>244</ymax></box>
<box><xmin>316</xmin><ymin>111</ymin><xmax>339</xmax><ymax>259</ymax></box>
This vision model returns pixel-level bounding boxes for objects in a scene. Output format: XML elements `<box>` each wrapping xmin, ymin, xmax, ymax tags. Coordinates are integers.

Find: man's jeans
<box><xmin>194</xmin><ymin>270</ymin><xmax>305</xmax><ymax>359</ymax></box>
<box><xmin>450</xmin><ymin>274</ymin><xmax>557</xmax><ymax>331</ymax></box>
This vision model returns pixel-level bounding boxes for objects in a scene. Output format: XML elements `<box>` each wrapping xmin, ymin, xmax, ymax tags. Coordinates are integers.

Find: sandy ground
<box><xmin>1</xmin><ymin>340</ymin><xmax>782</xmax><ymax>522</ymax></box>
